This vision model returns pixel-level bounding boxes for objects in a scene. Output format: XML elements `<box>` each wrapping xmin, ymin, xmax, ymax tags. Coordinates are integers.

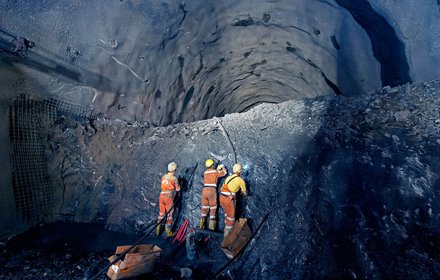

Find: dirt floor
<box><xmin>0</xmin><ymin>222</ymin><xmax>230</xmax><ymax>280</ymax></box>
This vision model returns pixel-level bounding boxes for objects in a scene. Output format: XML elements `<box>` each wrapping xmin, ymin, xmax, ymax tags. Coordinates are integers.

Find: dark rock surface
<box><xmin>367</xmin><ymin>0</ymin><xmax>440</xmax><ymax>83</ymax></box>
<box><xmin>20</xmin><ymin>80</ymin><xmax>437</xmax><ymax>279</ymax></box>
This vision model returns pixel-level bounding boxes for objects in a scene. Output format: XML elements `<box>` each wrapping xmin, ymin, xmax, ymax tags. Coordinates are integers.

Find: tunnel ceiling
<box><xmin>0</xmin><ymin>0</ymin><xmax>439</xmax><ymax>126</ymax></box>
<box><xmin>0</xmin><ymin>0</ymin><xmax>390</xmax><ymax>126</ymax></box>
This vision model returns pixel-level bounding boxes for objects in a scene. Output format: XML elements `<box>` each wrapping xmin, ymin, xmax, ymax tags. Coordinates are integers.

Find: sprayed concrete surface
<box><xmin>0</xmin><ymin>0</ymin><xmax>412</xmax><ymax>125</ymax></box>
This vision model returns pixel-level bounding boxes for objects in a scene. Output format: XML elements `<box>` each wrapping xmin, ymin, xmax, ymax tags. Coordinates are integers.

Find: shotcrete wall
<box><xmin>0</xmin><ymin>0</ymin><xmax>386</xmax><ymax>126</ymax></box>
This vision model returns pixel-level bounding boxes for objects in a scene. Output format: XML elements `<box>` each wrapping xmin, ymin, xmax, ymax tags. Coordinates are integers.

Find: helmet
<box><xmin>232</xmin><ymin>163</ymin><xmax>242</xmax><ymax>174</ymax></box>
<box><xmin>168</xmin><ymin>162</ymin><xmax>177</xmax><ymax>172</ymax></box>
<box><xmin>205</xmin><ymin>159</ymin><xmax>215</xmax><ymax>168</ymax></box>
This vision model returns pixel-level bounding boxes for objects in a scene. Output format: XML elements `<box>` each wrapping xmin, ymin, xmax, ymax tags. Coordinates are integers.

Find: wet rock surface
<box><xmin>17</xmin><ymin>80</ymin><xmax>436</xmax><ymax>279</ymax></box>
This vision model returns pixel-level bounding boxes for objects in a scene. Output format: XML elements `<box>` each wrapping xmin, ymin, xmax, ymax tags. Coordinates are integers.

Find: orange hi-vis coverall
<box><xmin>219</xmin><ymin>174</ymin><xmax>247</xmax><ymax>232</ymax></box>
<box><xmin>158</xmin><ymin>173</ymin><xmax>181</xmax><ymax>225</ymax></box>
<box><xmin>201</xmin><ymin>167</ymin><xmax>227</xmax><ymax>222</ymax></box>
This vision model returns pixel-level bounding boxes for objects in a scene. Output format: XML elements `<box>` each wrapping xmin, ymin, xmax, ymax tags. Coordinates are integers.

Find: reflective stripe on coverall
<box><xmin>201</xmin><ymin>168</ymin><xmax>227</xmax><ymax>220</ymax></box>
<box><xmin>219</xmin><ymin>174</ymin><xmax>246</xmax><ymax>230</ymax></box>
<box><xmin>158</xmin><ymin>173</ymin><xmax>181</xmax><ymax>225</ymax></box>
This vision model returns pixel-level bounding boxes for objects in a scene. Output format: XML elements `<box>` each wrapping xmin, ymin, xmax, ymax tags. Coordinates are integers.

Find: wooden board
<box><xmin>106</xmin><ymin>244</ymin><xmax>162</xmax><ymax>280</ymax></box>
<box><xmin>220</xmin><ymin>218</ymin><xmax>252</xmax><ymax>259</ymax></box>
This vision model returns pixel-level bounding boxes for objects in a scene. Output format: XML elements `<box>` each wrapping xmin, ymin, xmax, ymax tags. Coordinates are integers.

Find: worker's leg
<box><xmin>156</xmin><ymin>195</ymin><xmax>166</xmax><ymax>236</ymax></box>
<box><xmin>207</xmin><ymin>188</ymin><xmax>218</xmax><ymax>230</ymax></box>
<box><xmin>200</xmin><ymin>189</ymin><xmax>209</xmax><ymax>229</ymax></box>
<box><xmin>220</xmin><ymin>195</ymin><xmax>235</xmax><ymax>237</ymax></box>
<box><xmin>164</xmin><ymin>196</ymin><xmax>175</xmax><ymax>237</ymax></box>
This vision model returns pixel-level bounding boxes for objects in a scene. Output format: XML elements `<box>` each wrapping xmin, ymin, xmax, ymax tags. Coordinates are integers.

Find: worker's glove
<box><xmin>217</xmin><ymin>164</ymin><xmax>224</xmax><ymax>171</ymax></box>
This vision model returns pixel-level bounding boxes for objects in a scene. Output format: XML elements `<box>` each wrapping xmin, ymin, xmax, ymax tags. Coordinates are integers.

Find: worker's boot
<box><xmin>156</xmin><ymin>224</ymin><xmax>163</xmax><ymax>236</ymax></box>
<box><xmin>208</xmin><ymin>220</ymin><xmax>217</xmax><ymax>231</ymax></box>
<box><xmin>199</xmin><ymin>217</ymin><xmax>206</xmax><ymax>229</ymax></box>
<box><xmin>165</xmin><ymin>225</ymin><xmax>176</xmax><ymax>238</ymax></box>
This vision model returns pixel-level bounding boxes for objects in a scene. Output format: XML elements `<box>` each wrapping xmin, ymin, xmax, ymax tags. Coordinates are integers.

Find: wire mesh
<box><xmin>9</xmin><ymin>94</ymin><xmax>90</xmax><ymax>222</ymax></box>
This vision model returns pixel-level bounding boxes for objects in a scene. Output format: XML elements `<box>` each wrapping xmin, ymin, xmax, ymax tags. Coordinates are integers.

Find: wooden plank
<box><xmin>107</xmin><ymin>244</ymin><xmax>162</xmax><ymax>280</ymax></box>
<box><xmin>221</xmin><ymin>218</ymin><xmax>252</xmax><ymax>259</ymax></box>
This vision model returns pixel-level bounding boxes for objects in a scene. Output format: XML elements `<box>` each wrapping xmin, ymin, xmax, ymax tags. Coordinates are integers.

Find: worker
<box><xmin>219</xmin><ymin>163</ymin><xmax>247</xmax><ymax>237</ymax></box>
<box><xmin>200</xmin><ymin>159</ymin><xmax>227</xmax><ymax>231</ymax></box>
<box><xmin>156</xmin><ymin>162</ymin><xmax>181</xmax><ymax>237</ymax></box>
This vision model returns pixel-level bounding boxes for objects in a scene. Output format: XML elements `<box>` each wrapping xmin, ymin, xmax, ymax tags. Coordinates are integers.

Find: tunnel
<box><xmin>1</xmin><ymin>0</ymin><xmax>440</xmax><ymax>279</ymax></box>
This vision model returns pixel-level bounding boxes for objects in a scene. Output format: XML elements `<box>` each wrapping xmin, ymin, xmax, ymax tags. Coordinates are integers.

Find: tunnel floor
<box><xmin>1</xmin><ymin>222</ymin><xmax>230</xmax><ymax>279</ymax></box>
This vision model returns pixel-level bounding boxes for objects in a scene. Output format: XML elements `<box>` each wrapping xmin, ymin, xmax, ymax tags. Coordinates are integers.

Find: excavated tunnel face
<box><xmin>1</xmin><ymin>0</ymin><xmax>430</xmax><ymax>279</ymax></box>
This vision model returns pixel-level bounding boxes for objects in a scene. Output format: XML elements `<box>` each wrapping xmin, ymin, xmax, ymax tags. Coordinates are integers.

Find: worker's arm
<box><xmin>174</xmin><ymin>176</ymin><xmax>181</xmax><ymax>192</ymax></box>
<box><xmin>240</xmin><ymin>178</ymin><xmax>247</xmax><ymax>196</ymax></box>
<box><xmin>217</xmin><ymin>164</ymin><xmax>227</xmax><ymax>177</ymax></box>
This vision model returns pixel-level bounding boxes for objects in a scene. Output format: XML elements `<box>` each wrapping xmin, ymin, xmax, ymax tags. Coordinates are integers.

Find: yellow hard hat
<box><xmin>168</xmin><ymin>162</ymin><xmax>177</xmax><ymax>172</ymax></box>
<box><xmin>233</xmin><ymin>163</ymin><xmax>242</xmax><ymax>173</ymax></box>
<box><xmin>205</xmin><ymin>159</ymin><xmax>215</xmax><ymax>168</ymax></box>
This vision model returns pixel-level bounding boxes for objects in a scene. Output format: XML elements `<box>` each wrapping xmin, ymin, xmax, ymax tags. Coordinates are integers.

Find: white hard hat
<box><xmin>232</xmin><ymin>163</ymin><xmax>242</xmax><ymax>174</ymax></box>
<box><xmin>168</xmin><ymin>162</ymin><xmax>177</xmax><ymax>172</ymax></box>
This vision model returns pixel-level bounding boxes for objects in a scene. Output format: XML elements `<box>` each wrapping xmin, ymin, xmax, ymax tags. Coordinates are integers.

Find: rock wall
<box><xmin>368</xmin><ymin>0</ymin><xmax>440</xmax><ymax>83</ymax></box>
<box><xmin>40</xmin><ymin>80</ymin><xmax>440</xmax><ymax>278</ymax></box>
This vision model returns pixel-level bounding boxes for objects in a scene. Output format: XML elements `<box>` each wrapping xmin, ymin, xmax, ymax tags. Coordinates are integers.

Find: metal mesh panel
<box><xmin>9</xmin><ymin>94</ymin><xmax>90</xmax><ymax>222</ymax></box>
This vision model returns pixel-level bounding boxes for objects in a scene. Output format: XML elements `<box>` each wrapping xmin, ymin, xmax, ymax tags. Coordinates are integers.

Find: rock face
<box><xmin>368</xmin><ymin>0</ymin><xmax>440</xmax><ymax>84</ymax></box>
<box><xmin>21</xmin><ymin>80</ymin><xmax>434</xmax><ymax>278</ymax></box>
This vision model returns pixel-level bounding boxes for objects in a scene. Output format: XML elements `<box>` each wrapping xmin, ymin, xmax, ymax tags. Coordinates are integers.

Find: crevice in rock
<box><xmin>322</xmin><ymin>73</ymin><xmax>343</xmax><ymax>96</ymax></box>
<box><xmin>330</xmin><ymin>35</ymin><xmax>341</xmax><ymax>50</ymax></box>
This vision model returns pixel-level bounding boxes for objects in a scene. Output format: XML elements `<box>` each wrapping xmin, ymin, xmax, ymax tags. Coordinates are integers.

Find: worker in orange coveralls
<box><xmin>219</xmin><ymin>163</ymin><xmax>247</xmax><ymax>237</ymax></box>
<box><xmin>200</xmin><ymin>159</ymin><xmax>227</xmax><ymax>231</ymax></box>
<box><xmin>156</xmin><ymin>162</ymin><xmax>181</xmax><ymax>237</ymax></box>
